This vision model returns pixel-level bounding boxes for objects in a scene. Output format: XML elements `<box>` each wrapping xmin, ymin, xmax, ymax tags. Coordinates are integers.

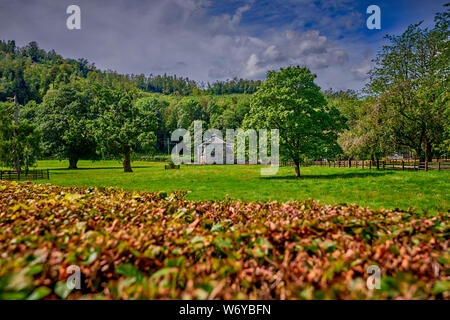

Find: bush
<box><xmin>0</xmin><ymin>181</ymin><xmax>448</xmax><ymax>299</ymax></box>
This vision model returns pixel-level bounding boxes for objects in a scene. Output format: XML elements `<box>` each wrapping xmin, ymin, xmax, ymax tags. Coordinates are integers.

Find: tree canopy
<box><xmin>244</xmin><ymin>66</ymin><xmax>346</xmax><ymax>177</ymax></box>
<box><xmin>367</xmin><ymin>8</ymin><xmax>449</xmax><ymax>161</ymax></box>
<box><xmin>0</xmin><ymin>102</ymin><xmax>41</xmax><ymax>170</ymax></box>
<box><xmin>93</xmin><ymin>87</ymin><xmax>157</xmax><ymax>172</ymax></box>
<box><xmin>32</xmin><ymin>83</ymin><xmax>97</xmax><ymax>169</ymax></box>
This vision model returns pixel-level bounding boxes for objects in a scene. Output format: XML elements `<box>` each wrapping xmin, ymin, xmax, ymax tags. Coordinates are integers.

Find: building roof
<box><xmin>199</xmin><ymin>134</ymin><xmax>234</xmax><ymax>147</ymax></box>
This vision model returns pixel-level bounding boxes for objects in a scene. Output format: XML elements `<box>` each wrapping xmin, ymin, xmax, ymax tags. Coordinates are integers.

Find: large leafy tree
<box><xmin>0</xmin><ymin>102</ymin><xmax>41</xmax><ymax>170</ymax></box>
<box><xmin>93</xmin><ymin>87</ymin><xmax>157</xmax><ymax>172</ymax></box>
<box><xmin>368</xmin><ymin>6</ymin><xmax>449</xmax><ymax>161</ymax></box>
<box><xmin>329</xmin><ymin>92</ymin><xmax>393</xmax><ymax>160</ymax></box>
<box><xmin>244</xmin><ymin>66</ymin><xmax>346</xmax><ymax>177</ymax></box>
<box><xmin>134</xmin><ymin>97</ymin><xmax>168</xmax><ymax>152</ymax></box>
<box><xmin>36</xmin><ymin>83</ymin><xmax>97</xmax><ymax>169</ymax></box>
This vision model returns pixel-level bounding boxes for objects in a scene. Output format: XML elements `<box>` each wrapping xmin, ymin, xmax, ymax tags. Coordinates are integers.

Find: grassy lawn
<box><xmin>24</xmin><ymin>160</ymin><xmax>449</xmax><ymax>212</ymax></box>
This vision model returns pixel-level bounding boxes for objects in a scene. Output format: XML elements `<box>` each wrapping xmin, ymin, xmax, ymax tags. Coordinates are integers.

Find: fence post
<box><xmin>369</xmin><ymin>161</ymin><xmax>372</xmax><ymax>170</ymax></box>
<box><xmin>349</xmin><ymin>159</ymin><xmax>351</xmax><ymax>168</ymax></box>
<box><xmin>438</xmin><ymin>162</ymin><xmax>441</xmax><ymax>171</ymax></box>
<box><xmin>47</xmin><ymin>169</ymin><xmax>49</xmax><ymax>179</ymax></box>
<box><xmin>425</xmin><ymin>161</ymin><xmax>428</xmax><ymax>171</ymax></box>
<box><xmin>402</xmin><ymin>161</ymin><xmax>404</xmax><ymax>171</ymax></box>
<box><xmin>362</xmin><ymin>161</ymin><xmax>364</xmax><ymax>169</ymax></box>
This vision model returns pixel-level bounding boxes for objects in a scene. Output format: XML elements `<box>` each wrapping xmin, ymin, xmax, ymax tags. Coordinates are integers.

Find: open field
<box><xmin>0</xmin><ymin>181</ymin><xmax>448</xmax><ymax>299</ymax></box>
<box><xmin>22</xmin><ymin>160</ymin><xmax>450</xmax><ymax>212</ymax></box>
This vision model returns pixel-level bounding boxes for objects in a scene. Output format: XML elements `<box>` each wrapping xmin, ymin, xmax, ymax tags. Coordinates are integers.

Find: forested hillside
<box><xmin>0</xmin><ymin>40</ymin><xmax>256</xmax><ymax>167</ymax></box>
<box><xmin>0</xmin><ymin>40</ymin><xmax>261</xmax><ymax>102</ymax></box>
<box><xmin>0</xmin><ymin>6</ymin><xmax>448</xmax><ymax>172</ymax></box>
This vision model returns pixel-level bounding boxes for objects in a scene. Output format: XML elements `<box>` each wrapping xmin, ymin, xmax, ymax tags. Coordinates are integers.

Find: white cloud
<box><xmin>239</xmin><ymin>29</ymin><xmax>350</xmax><ymax>80</ymax></box>
<box><xmin>231</xmin><ymin>5</ymin><xmax>251</xmax><ymax>27</ymax></box>
<box><xmin>349</xmin><ymin>57</ymin><xmax>372</xmax><ymax>81</ymax></box>
<box><xmin>242</xmin><ymin>53</ymin><xmax>265</xmax><ymax>78</ymax></box>
<box><xmin>0</xmin><ymin>0</ymin><xmax>376</xmax><ymax>90</ymax></box>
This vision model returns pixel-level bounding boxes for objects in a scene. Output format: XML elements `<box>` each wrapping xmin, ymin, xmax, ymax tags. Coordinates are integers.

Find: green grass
<box><xmin>24</xmin><ymin>160</ymin><xmax>450</xmax><ymax>212</ymax></box>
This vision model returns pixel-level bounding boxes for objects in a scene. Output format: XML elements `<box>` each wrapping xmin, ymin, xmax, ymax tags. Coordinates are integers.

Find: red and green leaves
<box><xmin>0</xmin><ymin>181</ymin><xmax>448</xmax><ymax>299</ymax></box>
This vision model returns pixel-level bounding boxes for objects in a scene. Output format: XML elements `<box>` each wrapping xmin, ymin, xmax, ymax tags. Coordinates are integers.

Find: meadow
<box><xmin>31</xmin><ymin>160</ymin><xmax>449</xmax><ymax>212</ymax></box>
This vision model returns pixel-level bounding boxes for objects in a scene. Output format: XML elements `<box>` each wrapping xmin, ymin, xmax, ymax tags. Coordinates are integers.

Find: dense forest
<box><xmin>0</xmin><ymin>40</ymin><xmax>260</xmax><ymax>101</ymax></box>
<box><xmin>0</xmin><ymin>39</ymin><xmax>256</xmax><ymax>169</ymax></box>
<box><xmin>0</xmin><ymin>6</ymin><xmax>448</xmax><ymax>171</ymax></box>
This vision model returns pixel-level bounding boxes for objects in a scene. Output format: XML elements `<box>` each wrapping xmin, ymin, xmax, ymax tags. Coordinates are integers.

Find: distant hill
<box><xmin>0</xmin><ymin>39</ymin><xmax>261</xmax><ymax>105</ymax></box>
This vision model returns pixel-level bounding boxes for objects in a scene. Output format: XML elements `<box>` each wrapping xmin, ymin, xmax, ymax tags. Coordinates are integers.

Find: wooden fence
<box><xmin>281</xmin><ymin>160</ymin><xmax>450</xmax><ymax>171</ymax></box>
<box><xmin>0</xmin><ymin>169</ymin><xmax>50</xmax><ymax>181</ymax></box>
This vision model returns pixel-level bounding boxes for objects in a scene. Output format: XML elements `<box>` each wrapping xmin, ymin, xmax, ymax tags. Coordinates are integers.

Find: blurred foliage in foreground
<box><xmin>0</xmin><ymin>181</ymin><xmax>448</xmax><ymax>299</ymax></box>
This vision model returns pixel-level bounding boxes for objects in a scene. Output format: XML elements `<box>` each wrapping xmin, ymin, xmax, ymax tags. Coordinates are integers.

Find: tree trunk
<box><xmin>415</xmin><ymin>145</ymin><xmax>424</xmax><ymax>162</ymax></box>
<box><xmin>68</xmin><ymin>158</ymin><xmax>78</xmax><ymax>169</ymax></box>
<box><xmin>425</xmin><ymin>141</ymin><xmax>433</xmax><ymax>162</ymax></box>
<box><xmin>294</xmin><ymin>160</ymin><xmax>300</xmax><ymax>178</ymax></box>
<box><xmin>123</xmin><ymin>150</ymin><xmax>133</xmax><ymax>173</ymax></box>
<box><xmin>14</xmin><ymin>95</ymin><xmax>19</xmax><ymax>125</ymax></box>
<box><xmin>13</xmin><ymin>95</ymin><xmax>20</xmax><ymax>172</ymax></box>
<box><xmin>13</xmin><ymin>145</ymin><xmax>20</xmax><ymax>172</ymax></box>
<box><xmin>13</xmin><ymin>160</ymin><xmax>20</xmax><ymax>172</ymax></box>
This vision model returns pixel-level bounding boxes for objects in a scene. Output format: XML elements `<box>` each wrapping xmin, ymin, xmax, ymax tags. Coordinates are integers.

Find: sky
<box><xmin>0</xmin><ymin>0</ymin><xmax>447</xmax><ymax>90</ymax></box>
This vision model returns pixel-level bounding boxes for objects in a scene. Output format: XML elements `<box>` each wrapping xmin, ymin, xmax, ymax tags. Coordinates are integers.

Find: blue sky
<box><xmin>0</xmin><ymin>0</ymin><xmax>447</xmax><ymax>90</ymax></box>
<box><xmin>207</xmin><ymin>0</ymin><xmax>444</xmax><ymax>38</ymax></box>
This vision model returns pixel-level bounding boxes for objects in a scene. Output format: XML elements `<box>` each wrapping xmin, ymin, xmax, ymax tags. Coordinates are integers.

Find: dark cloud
<box><xmin>0</xmin><ymin>0</ymin><xmax>443</xmax><ymax>90</ymax></box>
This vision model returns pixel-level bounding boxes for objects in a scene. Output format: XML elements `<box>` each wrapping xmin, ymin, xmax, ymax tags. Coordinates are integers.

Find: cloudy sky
<box><xmin>0</xmin><ymin>0</ymin><xmax>447</xmax><ymax>90</ymax></box>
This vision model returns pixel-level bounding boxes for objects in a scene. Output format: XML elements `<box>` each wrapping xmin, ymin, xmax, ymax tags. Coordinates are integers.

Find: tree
<box><xmin>0</xmin><ymin>56</ymin><xmax>29</xmax><ymax>104</ymax></box>
<box><xmin>36</xmin><ymin>83</ymin><xmax>97</xmax><ymax>169</ymax></box>
<box><xmin>134</xmin><ymin>97</ymin><xmax>169</xmax><ymax>153</ymax></box>
<box><xmin>176</xmin><ymin>99</ymin><xmax>205</xmax><ymax>129</ymax></box>
<box><xmin>327</xmin><ymin>91</ymin><xmax>393</xmax><ymax>160</ymax></box>
<box><xmin>368</xmin><ymin>6</ymin><xmax>449</xmax><ymax>161</ymax></box>
<box><xmin>337</xmin><ymin>98</ymin><xmax>393</xmax><ymax>161</ymax></box>
<box><xmin>0</xmin><ymin>102</ymin><xmax>41</xmax><ymax>170</ymax></box>
<box><xmin>244</xmin><ymin>66</ymin><xmax>346</xmax><ymax>177</ymax></box>
<box><xmin>93</xmin><ymin>87</ymin><xmax>157</xmax><ymax>172</ymax></box>
<box><xmin>47</xmin><ymin>65</ymin><xmax>59</xmax><ymax>89</ymax></box>
<box><xmin>213</xmin><ymin>100</ymin><xmax>250</xmax><ymax>131</ymax></box>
